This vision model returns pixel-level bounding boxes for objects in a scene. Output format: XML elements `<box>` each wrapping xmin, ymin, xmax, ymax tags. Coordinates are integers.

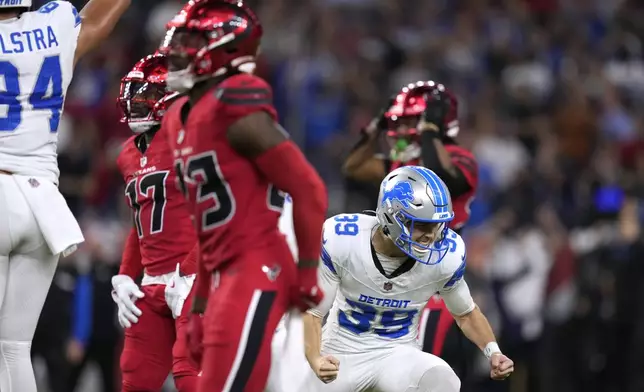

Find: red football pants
<box><xmin>120</xmin><ymin>284</ymin><xmax>200</xmax><ymax>392</ymax></box>
<box><xmin>198</xmin><ymin>244</ymin><xmax>295</xmax><ymax>392</ymax></box>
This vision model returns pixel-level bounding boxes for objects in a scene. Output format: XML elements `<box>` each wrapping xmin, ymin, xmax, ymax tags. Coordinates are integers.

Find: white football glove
<box><xmin>111</xmin><ymin>275</ymin><xmax>145</xmax><ymax>328</ymax></box>
<box><xmin>165</xmin><ymin>263</ymin><xmax>196</xmax><ymax>319</ymax></box>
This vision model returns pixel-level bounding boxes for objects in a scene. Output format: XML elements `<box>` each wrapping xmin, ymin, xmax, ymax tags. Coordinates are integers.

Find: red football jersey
<box><xmin>117</xmin><ymin>126</ymin><xmax>198</xmax><ymax>276</ymax></box>
<box><xmin>444</xmin><ymin>144</ymin><xmax>478</xmax><ymax>230</ymax></box>
<box><xmin>390</xmin><ymin>144</ymin><xmax>478</xmax><ymax>230</ymax></box>
<box><xmin>164</xmin><ymin>73</ymin><xmax>288</xmax><ymax>272</ymax></box>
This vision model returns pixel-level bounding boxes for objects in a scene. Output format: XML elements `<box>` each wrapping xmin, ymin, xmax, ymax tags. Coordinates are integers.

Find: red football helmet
<box><xmin>158</xmin><ymin>0</ymin><xmax>263</xmax><ymax>93</ymax></box>
<box><xmin>117</xmin><ymin>52</ymin><xmax>179</xmax><ymax>134</ymax></box>
<box><xmin>384</xmin><ymin>81</ymin><xmax>460</xmax><ymax>139</ymax></box>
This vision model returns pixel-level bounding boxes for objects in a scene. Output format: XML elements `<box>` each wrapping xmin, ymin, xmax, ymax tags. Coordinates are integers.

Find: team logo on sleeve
<box><xmin>177</xmin><ymin>129</ymin><xmax>185</xmax><ymax>144</ymax></box>
<box><xmin>382</xmin><ymin>181</ymin><xmax>415</xmax><ymax>208</ymax></box>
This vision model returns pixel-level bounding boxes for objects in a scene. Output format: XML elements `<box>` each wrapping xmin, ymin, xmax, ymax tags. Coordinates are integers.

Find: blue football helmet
<box><xmin>375</xmin><ymin>166</ymin><xmax>455</xmax><ymax>264</ymax></box>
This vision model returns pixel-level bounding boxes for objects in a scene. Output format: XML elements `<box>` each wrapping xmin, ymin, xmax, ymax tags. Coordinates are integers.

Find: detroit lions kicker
<box><xmin>303</xmin><ymin>166</ymin><xmax>514</xmax><ymax>392</ymax></box>
<box><xmin>0</xmin><ymin>1</ymin><xmax>130</xmax><ymax>391</ymax></box>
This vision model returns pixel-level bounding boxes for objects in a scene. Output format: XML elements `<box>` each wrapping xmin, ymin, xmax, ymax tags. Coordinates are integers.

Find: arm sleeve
<box><xmin>254</xmin><ymin>141</ymin><xmax>327</xmax><ymax>261</ymax></box>
<box><xmin>194</xmin><ymin>254</ymin><xmax>210</xmax><ymax>301</ymax></box>
<box><xmin>420</xmin><ymin>133</ymin><xmax>473</xmax><ymax>198</ymax></box>
<box><xmin>218</xmin><ymin>74</ymin><xmax>326</xmax><ymax>261</ymax></box>
<box><xmin>118</xmin><ymin>227</ymin><xmax>143</xmax><ymax>279</ymax></box>
<box><xmin>180</xmin><ymin>243</ymin><xmax>199</xmax><ymax>276</ymax></box>
<box><xmin>307</xmin><ymin>240</ymin><xmax>341</xmax><ymax>318</ymax></box>
<box><xmin>438</xmin><ymin>257</ymin><xmax>476</xmax><ymax>316</ymax></box>
<box><xmin>277</xmin><ymin>196</ymin><xmax>299</xmax><ymax>259</ymax></box>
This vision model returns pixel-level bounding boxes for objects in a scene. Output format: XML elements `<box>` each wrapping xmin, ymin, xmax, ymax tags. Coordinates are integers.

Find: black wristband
<box><xmin>421</xmin><ymin>130</ymin><xmax>441</xmax><ymax>142</ymax></box>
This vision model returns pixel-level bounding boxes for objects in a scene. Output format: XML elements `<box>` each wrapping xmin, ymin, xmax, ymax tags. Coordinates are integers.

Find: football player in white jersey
<box><xmin>0</xmin><ymin>0</ymin><xmax>130</xmax><ymax>391</ymax></box>
<box><xmin>303</xmin><ymin>166</ymin><xmax>514</xmax><ymax>392</ymax></box>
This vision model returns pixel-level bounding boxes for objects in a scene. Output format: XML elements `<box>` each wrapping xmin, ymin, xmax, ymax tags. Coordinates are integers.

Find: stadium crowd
<box><xmin>32</xmin><ymin>0</ymin><xmax>644</xmax><ymax>391</ymax></box>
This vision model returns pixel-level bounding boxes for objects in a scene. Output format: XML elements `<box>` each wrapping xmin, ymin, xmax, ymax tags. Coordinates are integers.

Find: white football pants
<box><xmin>265</xmin><ymin>196</ymin><xmax>310</xmax><ymax>392</ymax></box>
<box><xmin>304</xmin><ymin>345</ymin><xmax>461</xmax><ymax>392</ymax></box>
<box><xmin>0</xmin><ymin>174</ymin><xmax>59</xmax><ymax>392</ymax></box>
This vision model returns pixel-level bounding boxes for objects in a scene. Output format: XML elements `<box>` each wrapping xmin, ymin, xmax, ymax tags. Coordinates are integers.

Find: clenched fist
<box><xmin>489</xmin><ymin>353</ymin><xmax>514</xmax><ymax>380</ymax></box>
<box><xmin>310</xmin><ymin>355</ymin><xmax>340</xmax><ymax>384</ymax></box>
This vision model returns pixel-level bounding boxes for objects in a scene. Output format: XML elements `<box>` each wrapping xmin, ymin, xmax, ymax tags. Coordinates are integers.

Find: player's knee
<box><xmin>0</xmin><ymin>340</ymin><xmax>31</xmax><ymax>361</ymax></box>
<box><xmin>120</xmin><ymin>351</ymin><xmax>167</xmax><ymax>391</ymax></box>
<box><xmin>172</xmin><ymin>359</ymin><xmax>200</xmax><ymax>390</ymax></box>
<box><xmin>174</xmin><ymin>373</ymin><xmax>200</xmax><ymax>392</ymax></box>
<box><xmin>417</xmin><ymin>365</ymin><xmax>461</xmax><ymax>392</ymax></box>
<box><xmin>0</xmin><ymin>340</ymin><xmax>37</xmax><ymax>390</ymax></box>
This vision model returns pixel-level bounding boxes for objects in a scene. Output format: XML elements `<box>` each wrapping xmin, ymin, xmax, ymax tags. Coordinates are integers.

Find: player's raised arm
<box><xmin>342</xmin><ymin>99</ymin><xmax>392</xmax><ymax>184</ymax></box>
<box><xmin>227</xmin><ymin>110</ymin><xmax>328</xmax><ymax>311</ymax></box>
<box><xmin>415</xmin><ymin>84</ymin><xmax>476</xmax><ymax>196</ymax></box>
<box><xmin>74</xmin><ymin>0</ymin><xmax>131</xmax><ymax>64</ymax></box>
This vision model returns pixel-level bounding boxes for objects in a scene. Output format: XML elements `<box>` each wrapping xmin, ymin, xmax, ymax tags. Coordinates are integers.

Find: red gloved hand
<box><xmin>291</xmin><ymin>260</ymin><xmax>324</xmax><ymax>312</ymax></box>
<box><xmin>186</xmin><ymin>312</ymin><xmax>204</xmax><ymax>368</ymax></box>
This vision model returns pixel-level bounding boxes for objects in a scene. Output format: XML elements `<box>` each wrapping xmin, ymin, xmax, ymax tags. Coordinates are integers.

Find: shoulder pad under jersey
<box><xmin>438</xmin><ymin>230</ymin><xmax>467</xmax><ymax>289</ymax></box>
<box><xmin>321</xmin><ymin>213</ymin><xmax>378</xmax><ymax>276</ymax></box>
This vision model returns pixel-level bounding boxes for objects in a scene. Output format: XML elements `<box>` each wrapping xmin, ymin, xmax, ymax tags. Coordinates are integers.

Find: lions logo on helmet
<box><xmin>381</xmin><ymin>180</ymin><xmax>415</xmax><ymax>209</ymax></box>
<box><xmin>376</xmin><ymin>166</ymin><xmax>455</xmax><ymax>264</ymax></box>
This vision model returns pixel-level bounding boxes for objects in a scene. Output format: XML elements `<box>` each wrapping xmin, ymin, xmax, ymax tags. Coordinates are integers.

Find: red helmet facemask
<box><xmin>158</xmin><ymin>0</ymin><xmax>263</xmax><ymax>93</ymax></box>
<box><xmin>117</xmin><ymin>53</ymin><xmax>180</xmax><ymax>134</ymax></box>
<box><xmin>384</xmin><ymin>81</ymin><xmax>459</xmax><ymax>145</ymax></box>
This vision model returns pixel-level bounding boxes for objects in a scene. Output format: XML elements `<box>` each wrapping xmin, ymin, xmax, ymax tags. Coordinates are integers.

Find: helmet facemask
<box><xmin>380</xmin><ymin>201</ymin><xmax>451</xmax><ymax>265</ymax></box>
<box><xmin>385</xmin><ymin>116</ymin><xmax>422</xmax><ymax>162</ymax></box>
<box><xmin>118</xmin><ymin>79</ymin><xmax>168</xmax><ymax>134</ymax></box>
<box><xmin>162</xmin><ymin>27</ymin><xmax>211</xmax><ymax>93</ymax></box>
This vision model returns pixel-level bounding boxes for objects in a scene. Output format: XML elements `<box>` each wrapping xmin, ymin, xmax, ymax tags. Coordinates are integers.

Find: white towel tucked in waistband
<box><xmin>13</xmin><ymin>175</ymin><xmax>84</xmax><ymax>257</ymax></box>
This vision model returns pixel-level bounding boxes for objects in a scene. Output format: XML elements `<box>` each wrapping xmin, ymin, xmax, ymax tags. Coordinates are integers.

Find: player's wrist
<box><xmin>298</xmin><ymin>259</ymin><xmax>319</xmax><ymax>269</ymax></box>
<box><xmin>305</xmin><ymin>352</ymin><xmax>322</xmax><ymax>368</ymax></box>
<box><xmin>483</xmin><ymin>342</ymin><xmax>501</xmax><ymax>359</ymax></box>
<box><xmin>191</xmin><ymin>296</ymin><xmax>207</xmax><ymax>314</ymax></box>
<box><xmin>418</xmin><ymin>120</ymin><xmax>440</xmax><ymax>134</ymax></box>
<box><xmin>111</xmin><ymin>274</ymin><xmax>135</xmax><ymax>289</ymax></box>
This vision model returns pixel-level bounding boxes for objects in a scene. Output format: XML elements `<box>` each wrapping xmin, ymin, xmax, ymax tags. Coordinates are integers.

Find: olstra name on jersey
<box><xmin>0</xmin><ymin>26</ymin><xmax>58</xmax><ymax>54</ymax></box>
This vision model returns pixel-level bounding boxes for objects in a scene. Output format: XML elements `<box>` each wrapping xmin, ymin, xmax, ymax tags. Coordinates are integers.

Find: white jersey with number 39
<box><xmin>0</xmin><ymin>1</ymin><xmax>81</xmax><ymax>183</ymax></box>
<box><xmin>310</xmin><ymin>213</ymin><xmax>475</xmax><ymax>355</ymax></box>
